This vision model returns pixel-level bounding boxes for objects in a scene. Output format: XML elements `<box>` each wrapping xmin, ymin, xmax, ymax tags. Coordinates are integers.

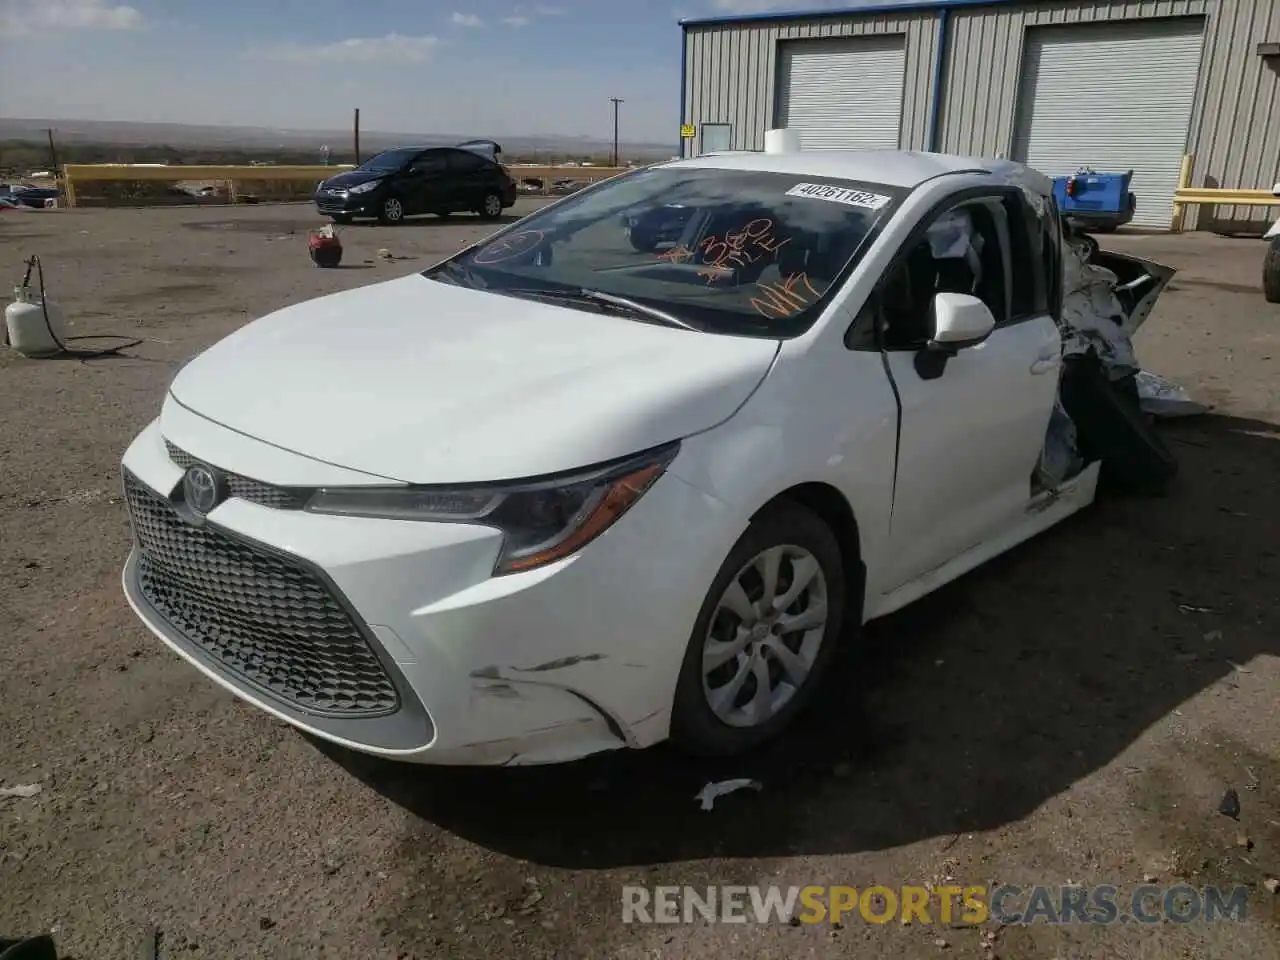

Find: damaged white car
<box><xmin>121</xmin><ymin>149</ymin><xmax>1175</xmax><ymax>766</ymax></box>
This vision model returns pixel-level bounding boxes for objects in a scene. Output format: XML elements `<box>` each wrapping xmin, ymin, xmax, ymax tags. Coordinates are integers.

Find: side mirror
<box><xmin>914</xmin><ymin>293</ymin><xmax>995</xmax><ymax>381</ymax></box>
<box><xmin>930</xmin><ymin>292</ymin><xmax>995</xmax><ymax>349</ymax></box>
<box><xmin>1272</xmin><ymin>182</ymin><xmax>1280</xmax><ymax>197</ymax></box>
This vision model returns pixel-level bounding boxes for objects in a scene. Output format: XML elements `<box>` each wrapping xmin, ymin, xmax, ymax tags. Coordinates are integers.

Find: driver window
<box><xmin>409</xmin><ymin>152</ymin><xmax>447</xmax><ymax>176</ymax></box>
<box><xmin>877</xmin><ymin>200</ymin><xmax>1009</xmax><ymax>351</ymax></box>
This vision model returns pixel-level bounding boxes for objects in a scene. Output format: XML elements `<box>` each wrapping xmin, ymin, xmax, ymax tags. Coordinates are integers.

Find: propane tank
<box><xmin>5</xmin><ymin>278</ymin><xmax>67</xmax><ymax>358</ymax></box>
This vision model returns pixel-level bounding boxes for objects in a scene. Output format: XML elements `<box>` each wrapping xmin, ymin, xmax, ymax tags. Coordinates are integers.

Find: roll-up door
<box><xmin>776</xmin><ymin>36</ymin><xmax>907</xmax><ymax>151</ymax></box>
<box><xmin>1011</xmin><ymin>18</ymin><xmax>1205</xmax><ymax>229</ymax></box>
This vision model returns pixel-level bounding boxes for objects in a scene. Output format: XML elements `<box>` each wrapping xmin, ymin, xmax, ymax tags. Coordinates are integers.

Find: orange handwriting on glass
<box><xmin>472</xmin><ymin>230</ymin><xmax>546</xmax><ymax>265</ymax></box>
<box><xmin>751</xmin><ymin>272</ymin><xmax>820</xmax><ymax>319</ymax></box>
<box><xmin>656</xmin><ymin>245</ymin><xmax>697</xmax><ymax>264</ymax></box>
<box><xmin>696</xmin><ymin>219</ymin><xmax>791</xmax><ymax>284</ymax></box>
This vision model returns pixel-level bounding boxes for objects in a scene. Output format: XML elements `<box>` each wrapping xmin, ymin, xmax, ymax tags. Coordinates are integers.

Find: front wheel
<box><xmin>478</xmin><ymin>191</ymin><xmax>504</xmax><ymax>220</ymax></box>
<box><xmin>670</xmin><ymin>502</ymin><xmax>847</xmax><ymax>757</ymax></box>
<box><xmin>1264</xmin><ymin>236</ymin><xmax>1280</xmax><ymax>304</ymax></box>
<box><xmin>378</xmin><ymin>196</ymin><xmax>405</xmax><ymax>225</ymax></box>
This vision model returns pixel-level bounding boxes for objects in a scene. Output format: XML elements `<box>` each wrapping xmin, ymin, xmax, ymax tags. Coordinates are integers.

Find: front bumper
<box><xmin>120</xmin><ymin>411</ymin><xmax>736</xmax><ymax>765</ymax></box>
<box><xmin>314</xmin><ymin>193</ymin><xmax>376</xmax><ymax>216</ymax></box>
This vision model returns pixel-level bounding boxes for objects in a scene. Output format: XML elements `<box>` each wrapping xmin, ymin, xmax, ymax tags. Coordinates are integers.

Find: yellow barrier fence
<box><xmin>1169</xmin><ymin>154</ymin><xmax>1280</xmax><ymax>232</ymax></box>
<box><xmin>60</xmin><ymin>163</ymin><xmax>629</xmax><ymax>207</ymax></box>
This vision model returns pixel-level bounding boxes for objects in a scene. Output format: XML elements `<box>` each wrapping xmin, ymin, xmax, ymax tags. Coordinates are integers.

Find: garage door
<box><xmin>775</xmin><ymin>36</ymin><xmax>906</xmax><ymax>151</ymax></box>
<box><xmin>1011</xmin><ymin>18</ymin><xmax>1205</xmax><ymax>229</ymax></box>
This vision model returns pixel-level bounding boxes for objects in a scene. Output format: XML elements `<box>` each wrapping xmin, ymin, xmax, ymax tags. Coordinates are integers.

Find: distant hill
<box><xmin>0</xmin><ymin>117</ymin><xmax>673</xmax><ymax>158</ymax></box>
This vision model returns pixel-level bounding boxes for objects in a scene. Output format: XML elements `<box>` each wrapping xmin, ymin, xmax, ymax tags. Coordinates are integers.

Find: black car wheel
<box><xmin>1264</xmin><ymin>236</ymin><xmax>1280</xmax><ymax>304</ymax></box>
<box><xmin>379</xmin><ymin>197</ymin><xmax>405</xmax><ymax>225</ymax></box>
<box><xmin>479</xmin><ymin>191</ymin><xmax>504</xmax><ymax>220</ymax></box>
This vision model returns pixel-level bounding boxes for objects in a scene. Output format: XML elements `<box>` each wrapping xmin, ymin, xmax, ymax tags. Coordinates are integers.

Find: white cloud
<box><xmin>534</xmin><ymin>4</ymin><xmax>566</xmax><ymax>14</ymax></box>
<box><xmin>246</xmin><ymin>33</ymin><xmax>443</xmax><ymax>64</ymax></box>
<box><xmin>0</xmin><ymin>0</ymin><xmax>143</xmax><ymax>37</ymax></box>
<box><xmin>501</xmin><ymin>15</ymin><xmax>530</xmax><ymax>26</ymax></box>
<box><xmin>450</xmin><ymin>11</ymin><xmax>483</xmax><ymax>27</ymax></box>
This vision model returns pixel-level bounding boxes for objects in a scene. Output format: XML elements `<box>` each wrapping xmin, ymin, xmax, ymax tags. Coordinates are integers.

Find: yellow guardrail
<box><xmin>60</xmin><ymin>163</ymin><xmax>630</xmax><ymax>207</ymax></box>
<box><xmin>1173</xmin><ymin>188</ymin><xmax>1280</xmax><ymax>204</ymax></box>
<box><xmin>1169</xmin><ymin>154</ymin><xmax>1280</xmax><ymax>231</ymax></box>
<box><xmin>61</xmin><ymin>164</ymin><xmax>354</xmax><ymax>207</ymax></box>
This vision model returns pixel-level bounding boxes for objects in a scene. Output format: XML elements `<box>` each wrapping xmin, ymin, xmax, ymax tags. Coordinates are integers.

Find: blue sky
<box><xmin>0</xmin><ymin>0</ymin><xmax>901</xmax><ymax>142</ymax></box>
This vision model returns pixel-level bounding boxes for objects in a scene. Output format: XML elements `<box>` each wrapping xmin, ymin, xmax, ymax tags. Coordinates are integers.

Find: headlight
<box><xmin>348</xmin><ymin>180</ymin><xmax>380</xmax><ymax>195</ymax></box>
<box><xmin>304</xmin><ymin>442</ymin><xmax>679</xmax><ymax>575</ymax></box>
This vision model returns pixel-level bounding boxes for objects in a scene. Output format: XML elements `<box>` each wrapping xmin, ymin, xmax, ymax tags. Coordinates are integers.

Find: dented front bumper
<box><xmin>120</xmin><ymin>414</ymin><xmax>732</xmax><ymax>765</ymax></box>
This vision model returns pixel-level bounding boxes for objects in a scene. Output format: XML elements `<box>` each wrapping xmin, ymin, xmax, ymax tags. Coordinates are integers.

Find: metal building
<box><xmin>678</xmin><ymin>0</ymin><xmax>1280</xmax><ymax>230</ymax></box>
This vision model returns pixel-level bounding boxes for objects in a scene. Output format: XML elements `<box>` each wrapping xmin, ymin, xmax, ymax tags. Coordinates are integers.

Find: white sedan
<box><xmin>120</xmin><ymin>148</ymin><xmax>1169</xmax><ymax>765</ymax></box>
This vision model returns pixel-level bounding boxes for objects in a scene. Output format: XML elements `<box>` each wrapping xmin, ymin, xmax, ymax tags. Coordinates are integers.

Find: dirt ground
<box><xmin>1</xmin><ymin>202</ymin><xmax>1279</xmax><ymax>960</ymax></box>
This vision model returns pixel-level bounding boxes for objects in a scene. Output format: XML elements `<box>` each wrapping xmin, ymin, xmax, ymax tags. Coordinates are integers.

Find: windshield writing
<box><xmin>425</xmin><ymin>167</ymin><xmax>904</xmax><ymax>338</ymax></box>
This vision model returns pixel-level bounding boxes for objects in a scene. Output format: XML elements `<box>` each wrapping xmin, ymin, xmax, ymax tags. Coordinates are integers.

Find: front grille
<box><xmin>125</xmin><ymin>472</ymin><xmax>399</xmax><ymax>717</ymax></box>
<box><xmin>165</xmin><ymin>441</ymin><xmax>309</xmax><ymax>510</ymax></box>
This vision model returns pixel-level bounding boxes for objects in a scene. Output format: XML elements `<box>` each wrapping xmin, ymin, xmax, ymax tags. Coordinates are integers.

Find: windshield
<box><xmin>358</xmin><ymin>148</ymin><xmax>419</xmax><ymax>172</ymax></box>
<box><xmin>423</xmin><ymin>166</ymin><xmax>906</xmax><ymax>337</ymax></box>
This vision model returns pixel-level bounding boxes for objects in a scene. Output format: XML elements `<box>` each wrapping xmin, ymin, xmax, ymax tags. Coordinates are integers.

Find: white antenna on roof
<box><xmin>764</xmin><ymin>128</ymin><xmax>801</xmax><ymax>154</ymax></box>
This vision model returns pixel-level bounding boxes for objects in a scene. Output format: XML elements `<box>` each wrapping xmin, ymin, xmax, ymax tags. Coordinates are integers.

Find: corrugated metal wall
<box><xmin>938</xmin><ymin>1</ymin><xmax>1208</xmax><ymax>157</ymax></box>
<box><xmin>683</xmin><ymin>0</ymin><xmax>1280</xmax><ymax>230</ymax></box>
<box><xmin>682</xmin><ymin>11</ymin><xmax>939</xmax><ymax>155</ymax></box>
<box><xmin>1185</xmin><ymin>0</ymin><xmax>1280</xmax><ymax>226</ymax></box>
<box><xmin>938</xmin><ymin>0</ymin><xmax>1280</xmax><ymax>228</ymax></box>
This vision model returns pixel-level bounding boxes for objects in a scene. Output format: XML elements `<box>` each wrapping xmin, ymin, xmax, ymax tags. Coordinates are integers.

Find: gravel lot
<box><xmin>1</xmin><ymin>202</ymin><xmax>1279</xmax><ymax>960</ymax></box>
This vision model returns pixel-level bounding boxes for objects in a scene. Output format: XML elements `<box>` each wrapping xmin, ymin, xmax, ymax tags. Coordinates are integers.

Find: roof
<box><xmin>666</xmin><ymin>149</ymin><xmax>1026</xmax><ymax>189</ymax></box>
<box><xmin>680</xmin><ymin>0</ymin><xmax>1021</xmax><ymax>28</ymax></box>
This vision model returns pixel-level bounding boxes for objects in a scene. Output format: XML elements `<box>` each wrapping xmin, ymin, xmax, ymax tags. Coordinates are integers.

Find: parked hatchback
<box><xmin>314</xmin><ymin>145</ymin><xmax>517</xmax><ymax>225</ymax></box>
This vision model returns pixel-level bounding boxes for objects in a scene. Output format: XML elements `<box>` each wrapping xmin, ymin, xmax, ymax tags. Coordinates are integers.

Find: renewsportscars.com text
<box><xmin>621</xmin><ymin>884</ymin><xmax>1252</xmax><ymax>926</ymax></box>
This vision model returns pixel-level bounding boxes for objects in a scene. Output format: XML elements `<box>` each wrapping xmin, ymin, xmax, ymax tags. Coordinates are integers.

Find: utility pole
<box><xmin>46</xmin><ymin>128</ymin><xmax>60</xmax><ymax>178</ymax></box>
<box><xmin>609</xmin><ymin>98</ymin><xmax>624</xmax><ymax>168</ymax></box>
<box><xmin>353</xmin><ymin>108</ymin><xmax>361</xmax><ymax>164</ymax></box>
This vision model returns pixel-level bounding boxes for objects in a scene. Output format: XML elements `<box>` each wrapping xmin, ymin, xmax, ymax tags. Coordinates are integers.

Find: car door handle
<box><xmin>1030</xmin><ymin>358</ymin><xmax>1061</xmax><ymax>375</ymax></box>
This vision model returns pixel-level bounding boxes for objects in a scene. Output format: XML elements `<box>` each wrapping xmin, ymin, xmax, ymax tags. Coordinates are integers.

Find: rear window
<box><xmin>426</xmin><ymin>166</ymin><xmax>906</xmax><ymax>338</ymax></box>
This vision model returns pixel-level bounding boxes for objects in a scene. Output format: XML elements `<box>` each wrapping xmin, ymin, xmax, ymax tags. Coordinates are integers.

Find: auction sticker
<box><xmin>785</xmin><ymin>183</ymin><xmax>891</xmax><ymax>210</ymax></box>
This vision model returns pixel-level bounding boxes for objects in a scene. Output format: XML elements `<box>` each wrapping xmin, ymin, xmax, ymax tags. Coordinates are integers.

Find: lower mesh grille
<box><xmin>125</xmin><ymin>472</ymin><xmax>399</xmax><ymax>717</ymax></box>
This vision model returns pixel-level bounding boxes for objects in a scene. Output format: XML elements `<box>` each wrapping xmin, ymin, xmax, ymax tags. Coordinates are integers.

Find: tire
<box><xmin>478</xmin><ymin>191</ymin><xmax>503</xmax><ymax>220</ymax></box>
<box><xmin>330</xmin><ymin>214</ymin><xmax>352</xmax><ymax>225</ymax></box>
<box><xmin>1264</xmin><ymin>236</ymin><xmax>1280</xmax><ymax>304</ymax></box>
<box><xmin>378</xmin><ymin>196</ymin><xmax>405</xmax><ymax>225</ymax></box>
<box><xmin>1059</xmin><ymin>353</ymin><xmax>1178</xmax><ymax>497</ymax></box>
<box><xmin>670</xmin><ymin>501</ymin><xmax>847</xmax><ymax>757</ymax></box>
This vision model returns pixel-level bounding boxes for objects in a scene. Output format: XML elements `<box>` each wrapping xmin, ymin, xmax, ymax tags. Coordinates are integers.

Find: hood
<box><xmin>318</xmin><ymin>170</ymin><xmax>387</xmax><ymax>191</ymax></box>
<box><xmin>169</xmin><ymin>275</ymin><xmax>780</xmax><ymax>484</ymax></box>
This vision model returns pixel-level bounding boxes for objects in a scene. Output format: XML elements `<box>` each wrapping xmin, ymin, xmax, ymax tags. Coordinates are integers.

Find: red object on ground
<box><xmin>308</xmin><ymin>230</ymin><xmax>343</xmax><ymax>268</ymax></box>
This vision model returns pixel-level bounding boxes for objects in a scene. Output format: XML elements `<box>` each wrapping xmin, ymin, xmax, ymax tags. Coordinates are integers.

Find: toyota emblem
<box><xmin>183</xmin><ymin>463</ymin><xmax>223</xmax><ymax>515</ymax></box>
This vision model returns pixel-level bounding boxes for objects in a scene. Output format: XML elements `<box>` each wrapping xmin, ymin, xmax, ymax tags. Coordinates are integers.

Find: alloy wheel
<box><xmin>383</xmin><ymin>198</ymin><xmax>403</xmax><ymax>222</ymax></box>
<box><xmin>483</xmin><ymin>193</ymin><xmax>502</xmax><ymax>217</ymax></box>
